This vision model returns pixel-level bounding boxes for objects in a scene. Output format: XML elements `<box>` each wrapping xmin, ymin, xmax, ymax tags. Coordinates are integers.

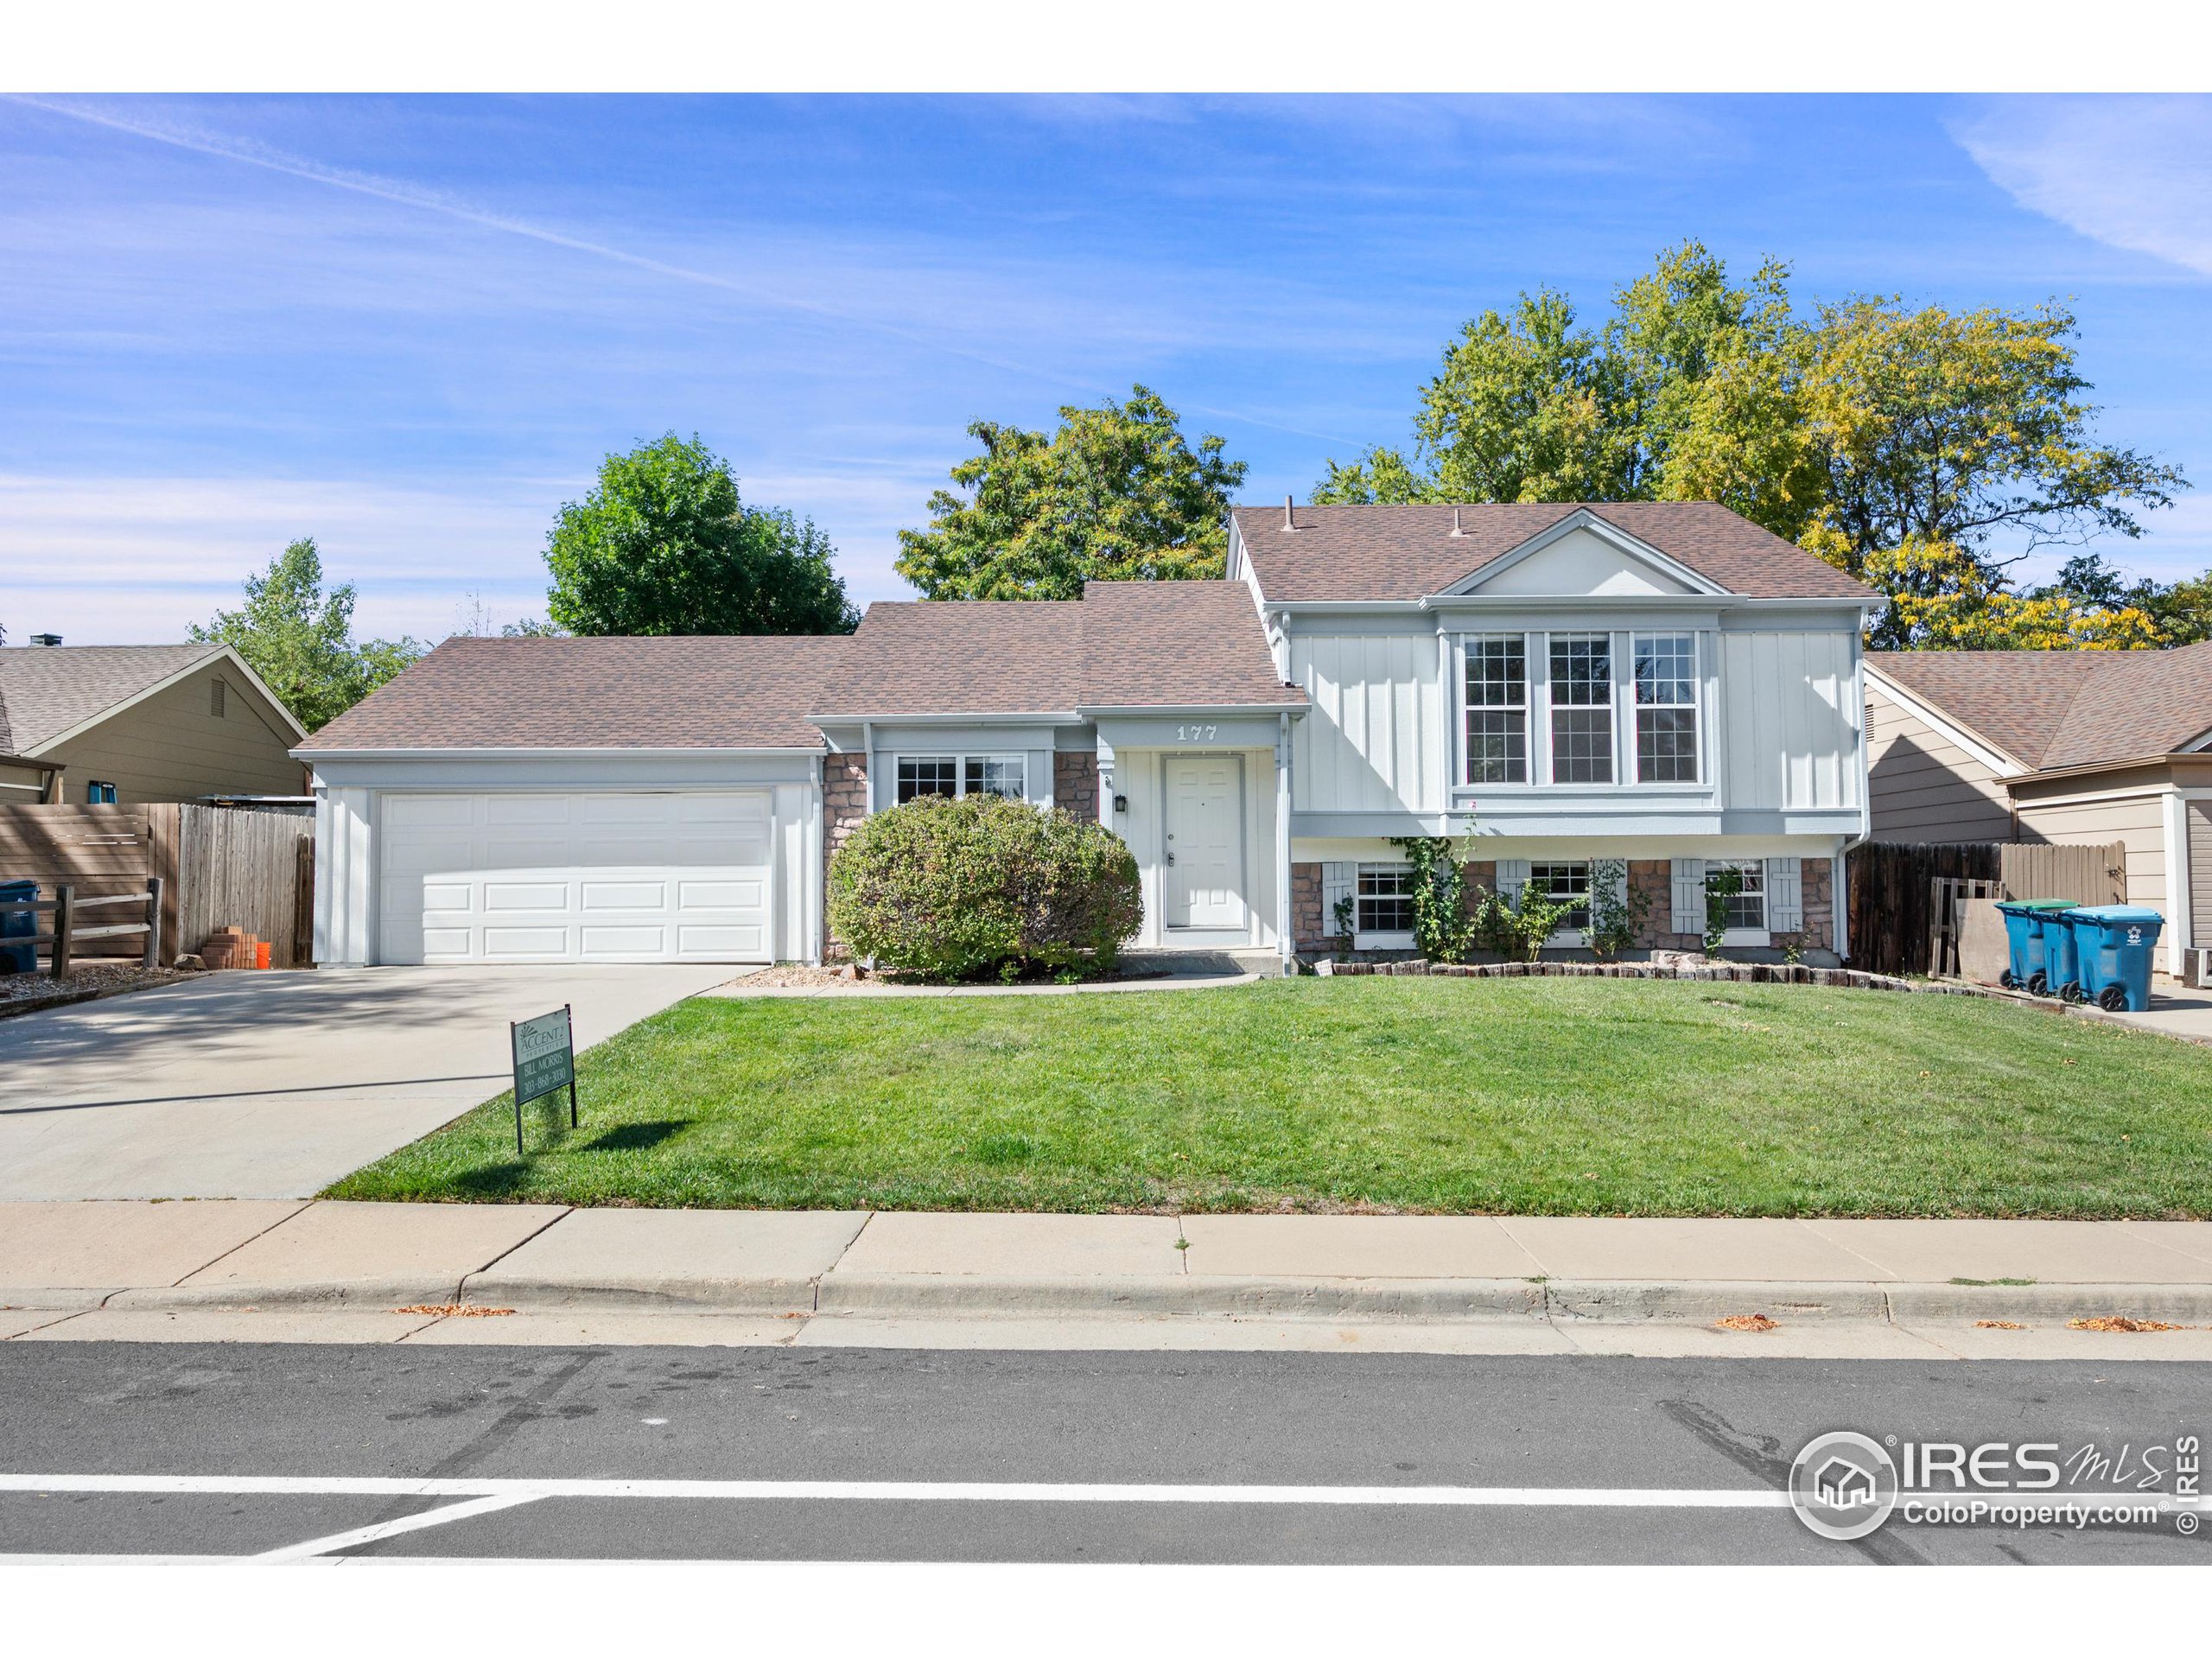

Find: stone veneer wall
<box><xmin>1054</xmin><ymin>752</ymin><xmax>1100</xmax><ymax>819</ymax></box>
<box><xmin>821</xmin><ymin>753</ymin><xmax>869</xmax><ymax>960</ymax></box>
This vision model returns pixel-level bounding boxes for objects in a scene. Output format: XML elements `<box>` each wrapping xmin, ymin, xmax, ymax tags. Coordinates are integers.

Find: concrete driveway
<box><xmin>0</xmin><ymin>965</ymin><xmax>736</xmax><ymax>1201</ymax></box>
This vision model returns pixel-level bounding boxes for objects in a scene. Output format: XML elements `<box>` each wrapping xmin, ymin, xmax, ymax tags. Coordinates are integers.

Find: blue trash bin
<box><xmin>2035</xmin><ymin>908</ymin><xmax>2084</xmax><ymax>1001</ymax></box>
<box><xmin>1993</xmin><ymin>899</ymin><xmax>2071</xmax><ymax>991</ymax></box>
<box><xmin>0</xmin><ymin>880</ymin><xmax>36</xmax><ymax>975</ymax></box>
<box><xmin>2068</xmin><ymin>906</ymin><xmax>2165</xmax><ymax>1013</ymax></box>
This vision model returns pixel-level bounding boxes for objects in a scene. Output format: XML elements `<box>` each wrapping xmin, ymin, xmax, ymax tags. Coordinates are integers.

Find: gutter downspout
<box><xmin>1276</xmin><ymin>710</ymin><xmax>1294</xmax><ymax>974</ymax></box>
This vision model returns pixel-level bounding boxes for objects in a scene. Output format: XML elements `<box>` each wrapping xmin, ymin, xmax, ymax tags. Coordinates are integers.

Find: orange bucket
<box><xmin>254</xmin><ymin>941</ymin><xmax>272</xmax><ymax>969</ymax></box>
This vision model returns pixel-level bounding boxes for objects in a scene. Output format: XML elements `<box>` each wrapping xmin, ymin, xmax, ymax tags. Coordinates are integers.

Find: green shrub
<box><xmin>827</xmin><ymin>794</ymin><xmax>1142</xmax><ymax>982</ymax></box>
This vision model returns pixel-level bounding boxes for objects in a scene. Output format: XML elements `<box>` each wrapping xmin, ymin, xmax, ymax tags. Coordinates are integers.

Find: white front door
<box><xmin>1164</xmin><ymin>755</ymin><xmax>1246</xmax><ymax>930</ymax></box>
<box><xmin>378</xmin><ymin>791</ymin><xmax>776</xmax><ymax>964</ymax></box>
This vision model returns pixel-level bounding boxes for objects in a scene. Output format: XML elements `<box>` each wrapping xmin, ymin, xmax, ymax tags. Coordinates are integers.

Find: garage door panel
<box><xmin>483</xmin><ymin>880</ymin><xmax>572</xmax><ymax>912</ymax></box>
<box><xmin>580</xmin><ymin>925</ymin><xmax>668</xmax><ymax>955</ymax></box>
<box><xmin>379</xmin><ymin>791</ymin><xmax>776</xmax><ymax>965</ymax></box>
<box><xmin>485</xmin><ymin>796</ymin><xmax>575</xmax><ymax>827</ymax></box>
<box><xmin>385</xmin><ymin>796</ymin><xmax>475</xmax><ymax>830</ymax></box>
<box><xmin>581</xmin><ymin>880</ymin><xmax>668</xmax><ymax>911</ymax></box>
<box><xmin>680</xmin><ymin>924</ymin><xmax>765</xmax><ymax>954</ymax></box>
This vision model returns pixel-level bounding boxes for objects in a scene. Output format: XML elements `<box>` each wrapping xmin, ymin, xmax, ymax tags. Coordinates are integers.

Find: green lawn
<box><xmin>325</xmin><ymin>978</ymin><xmax>2212</xmax><ymax>1218</ymax></box>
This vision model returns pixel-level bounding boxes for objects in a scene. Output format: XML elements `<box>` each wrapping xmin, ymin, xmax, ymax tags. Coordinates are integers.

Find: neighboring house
<box><xmin>1866</xmin><ymin>642</ymin><xmax>2212</xmax><ymax>980</ymax></box>
<box><xmin>299</xmin><ymin>501</ymin><xmax>1880</xmax><ymax>970</ymax></box>
<box><xmin>0</xmin><ymin>641</ymin><xmax>308</xmax><ymax>806</ymax></box>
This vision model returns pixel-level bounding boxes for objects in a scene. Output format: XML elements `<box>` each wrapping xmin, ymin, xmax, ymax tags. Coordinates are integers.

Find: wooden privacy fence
<box><xmin>0</xmin><ymin>801</ymin><xmax>315</xmax><ymax>969</ymax></box>
<box><xmin>175</xmin><ymin>804</ymin><xmax>315</xmax><ymax>968</ymax></box>
<box><xmin>1847</xmin><ymin>839</ymin><xmax>2127</xmax><ymax>976</ymax></box>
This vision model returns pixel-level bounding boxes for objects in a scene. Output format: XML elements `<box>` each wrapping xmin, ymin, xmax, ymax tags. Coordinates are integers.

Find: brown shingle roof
<box><xmin>1077</xmin><ymin>580</ymin><xmax>1295</xmax><ymax>708</ymax></box>
<box><xmin>1230</xmin><ymin>501</ymin><xmax>1878</xmax><ymax>603</ymax></box>
<box><xmin>812</xmin><ymin>601</ymin><xmax>1087</xmax><ymax>717</ymax></box>
<box><xmin>0</xmin><ymin>644</ymin><xmax>226</xmax><ymax>753</ymax></box>
<box><xmin>298</xmin><ymin>634</ymin><xmax>854</xmax><ymax>752</ymax></box>
<box><xmin>1868</xmin><ymin>642</ymin><xmax>2212</xmax><ymax>772</ymax></box>
<box><xmin>811</xmin><ymin>582</ymin><xmax>1297</xmax><ymax>717</ymax></box>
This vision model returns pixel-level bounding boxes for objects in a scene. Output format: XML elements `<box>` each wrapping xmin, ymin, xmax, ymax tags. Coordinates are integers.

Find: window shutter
<box><xmin>1669</xmin><ymin>859</ymin><xmax>1705</xmax><ymax>935</ymax></box>
<box><xmin>1766</xmin><ymin>856</ymin><xmax>1803</xmax><ymax>933</ymax></box>
<box><xmin>1321</xmin><ymin>862</ymin><xmax>1356</xmax><ymax>934</ymax></box>
<box><xmin>1496</xmin><ymin>859</ymin><xmax>1529</xmax><ymax>903</ymax></box>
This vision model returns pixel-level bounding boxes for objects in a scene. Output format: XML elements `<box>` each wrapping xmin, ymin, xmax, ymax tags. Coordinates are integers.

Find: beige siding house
<box><xmin>0</xmin><ymin>644</ymin><xmax>307</xmax><ymax>806</ymax></box>
<box><xmin>1865</xmin><ymin>643</ymin><xmax>2212</xmax><ymax>979</ymax></box>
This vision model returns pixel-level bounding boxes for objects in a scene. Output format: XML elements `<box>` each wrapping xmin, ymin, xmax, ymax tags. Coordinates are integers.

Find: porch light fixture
<box><xmin>1114</xmin><ymin>794</ymin><xmax>1128</xmax><ymax>814</ymax></box>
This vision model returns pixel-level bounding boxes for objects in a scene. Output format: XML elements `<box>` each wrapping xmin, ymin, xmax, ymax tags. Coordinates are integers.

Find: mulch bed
<box><xmin>0</xmin><ymin>963</ymin><xmax>191</xmax><ymax>1019</ymax></box>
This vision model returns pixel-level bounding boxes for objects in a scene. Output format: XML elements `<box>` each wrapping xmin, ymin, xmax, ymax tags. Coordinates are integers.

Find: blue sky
<box><xmin>3</xmin><ymin>93</ymin><xmax>2209</xmax><ymax>646</ymax></box>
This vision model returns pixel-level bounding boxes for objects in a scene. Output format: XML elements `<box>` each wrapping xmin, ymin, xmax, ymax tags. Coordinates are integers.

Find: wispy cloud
<box><xmin>1954</xmin><ymin>96</ymin><xmax>2212</xmax><ymax>278</ymax></box>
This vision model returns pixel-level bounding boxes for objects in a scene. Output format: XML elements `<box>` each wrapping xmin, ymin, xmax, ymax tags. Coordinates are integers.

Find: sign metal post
<box><xmin>509</xmin><ymin>1004</ymin><xmax>578</xmax><ymax>1155</ymax></box>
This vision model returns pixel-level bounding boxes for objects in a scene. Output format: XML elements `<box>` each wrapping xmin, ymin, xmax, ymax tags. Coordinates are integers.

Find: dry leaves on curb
<box><xmin>394</xmin><ymin>1304</ymin><xmax>518</xmax><ymax>1318</ymax></box>
<box><xmin>1714</xmin><ymin>1313</ymin><xmax>1779</xmax><ymax>1332</ymax></box>
<box><xmin>1974</xmin><ymin>1319</ymin><xmax>2027</xmax><ymax>1330</ymax></box>
<box><xmin>2068</xmin><ymin>1316</ymin><xmax>2185</xmax><ymax>1333</ymax></box>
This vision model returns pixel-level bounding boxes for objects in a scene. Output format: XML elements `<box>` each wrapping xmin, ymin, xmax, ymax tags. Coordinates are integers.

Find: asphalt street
<box><xmin>0</xmin><ymin>1343</ymin><xmax>2203</xmax><ymax>1564</ymax></box>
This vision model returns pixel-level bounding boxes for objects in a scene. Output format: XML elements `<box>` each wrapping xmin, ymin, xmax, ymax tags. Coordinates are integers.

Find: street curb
<box><xmin>101</xmin><ymin>1278</ymin><xmax>468</xmax><ymax>1311</ymax></box>
<box><xmin>455</xmin><ymin>1273</ymin><xmax>821</xmax><ymax>1313</ymax></box>
<box><xmin>812</xmin><ymin>1274</ymin><xmax>1550</xmax><ymax>1320</ymax></box>
<box><xmin>32</xmin><ymin>1276</ymin><xmax>2212</xmax><ymax>1326</ymax></box>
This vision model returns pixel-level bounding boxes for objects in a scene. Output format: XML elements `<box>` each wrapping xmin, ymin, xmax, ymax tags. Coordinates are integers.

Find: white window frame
<box><xmin>1462</xmin><ymin>633</ymin><xmax>1529</xmax><ymax>786</ymax></box>
<box><xmin>1631</xmin><ymin>632</ymin><xmax>1701</xmax><ymax>785</ymax></box>
<box><xmin>1353</xmin><ymin>861</ymin><xmax>1417</xmax><ymax>950</ymax></box>
<box><xmin>893</xmin><ymin>752</ymin><xmax>1028</xmax><ymax>805</ymax></box>
<box><xmin>1528</xmin><ymin>858</ymin><xmax>1592</xmax><ymax>946</ymax></box>
<box><xmin>1547</xmin><ymin>634</ymin><xmax>1616</xmax><ymax>785</ymax></box>
<box><xmin>1708</xmin><ymin>857</ymin><xmax>1768</xmax><ymax>944</ymax></box>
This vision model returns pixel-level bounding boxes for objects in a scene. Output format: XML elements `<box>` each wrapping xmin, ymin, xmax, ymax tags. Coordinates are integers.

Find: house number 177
<box><xmin>1176</xmin><ymin>724</ymin><xmax>1218</xmax><ymax>742</ymax></box>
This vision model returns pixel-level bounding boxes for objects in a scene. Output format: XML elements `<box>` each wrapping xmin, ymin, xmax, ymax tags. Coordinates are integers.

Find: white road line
<box><xmin>255</xmin><ymin>1493</ymin><xmax>547</xmax><ymax>1561</ymax></box>
<box><xmin>0</xmin><ymin>1473</ymin><xmax>1791</xmax><ymax>1509</ymax></box>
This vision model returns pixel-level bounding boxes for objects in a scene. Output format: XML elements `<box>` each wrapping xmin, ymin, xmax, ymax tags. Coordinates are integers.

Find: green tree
<box><xmin>1323</xmin><ymin>243</ymin><xmax>2189</xmax><ymax>651</ymax></box>
<box><xmin>895</xmin><ymin>385</ymin><xmax>1247</xmax><ymax>600</ymax></box>
<box><xmin>188</xmin><ymin>538</ymin><xmax>425</xmax><ymax>732</ymax></box>
<box><xmin>545</xmin><ymin>434</ymin><xmax>856</xmax><ymax>636</ymax></box>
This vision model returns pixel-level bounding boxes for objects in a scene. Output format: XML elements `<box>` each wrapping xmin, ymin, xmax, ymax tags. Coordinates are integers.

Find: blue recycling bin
<box><xmin>2067</xmin><ymin>906</ymin><xmax>2165</xmax><ymax>1013</ymax></box>
<box><xmin>2034</xmin><ymin>907</ymin><xmax>2084</xmax><ymax>1001</ymax></box>
<box><xmin>0</xmin><ymin>880</ymin><xmax>35</xmax><ymax>975</ymax></box>
<box><xmin>1993</xmin><ymin>899</ymin><xmax>2072</xmax><ymax>992</ymax></box>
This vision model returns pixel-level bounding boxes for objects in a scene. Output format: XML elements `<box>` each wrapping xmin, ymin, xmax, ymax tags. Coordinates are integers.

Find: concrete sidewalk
<box><xmin>7</xmin><ymin>1200</ymin><xmax>2212</xmax><ymax>1359</ymax></box>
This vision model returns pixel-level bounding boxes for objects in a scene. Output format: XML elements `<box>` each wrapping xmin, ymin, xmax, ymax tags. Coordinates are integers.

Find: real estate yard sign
<box><xmin>510</xmin><ymin>1005</ymin><xmax>578</xmax><ymax>1154</ymax></box>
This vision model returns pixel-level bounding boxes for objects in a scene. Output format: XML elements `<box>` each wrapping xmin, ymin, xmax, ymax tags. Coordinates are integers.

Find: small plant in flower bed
<box><xmin>826</xmin><ymin>793</ymin><xmax>1141</xmax><ymax>982</ymax></box>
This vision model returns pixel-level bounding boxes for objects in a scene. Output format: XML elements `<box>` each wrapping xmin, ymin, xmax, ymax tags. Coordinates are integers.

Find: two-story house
<box><xmin>299</xmin><ymin>500</ymin><xmax>1878</xmax><ymax>970</ymax></box>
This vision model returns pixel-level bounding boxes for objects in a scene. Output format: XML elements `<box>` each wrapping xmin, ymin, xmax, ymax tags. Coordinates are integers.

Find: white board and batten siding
<box><xmin>1287</xmin><ymin>634</ymin><xmax>1445</xmax><ymax>814</ymax></box>
<box><xmin>377</xmin><ymin>791</ymin><xmax>776</xmax><ymax>964</ymax></box>
<box><xmin>1715</xmin><ymin>631</ymin><xmax>1860</xmax><ymax>812</ymax></box>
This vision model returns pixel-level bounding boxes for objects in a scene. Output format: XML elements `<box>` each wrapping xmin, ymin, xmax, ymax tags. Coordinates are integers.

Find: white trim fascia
<box><xmin>2007</xmin><ymin>780</ymin><xmax>2169</xmax><ymax>810</ymax></box>
<box><xmin>2177</xmin><ymin>723</ymin><xmax>2212</xmax><ymax>753</ymax></box>
<box><xmin>1861</xmin><ymin>664</ymin><xmax>2028</xmax><ymax>779</ymax></box>
<box><xmin>293</xmin><ymin>744</ymin><xmax>827</xmax><ymax>760</ymax></box>
<box><xmin>26</xmin><ymin>643</ymin><xmax>309</xmax><ymax>754</ymax></box>
<box><xmin>1434</xmin><ymin>509</ymin><xmax>1734</xmax><ymax>601</ymax></box>
<box><xmin>1077</xmin><ymin>702</ymin><xmax>1308</xmax><ymax>719</ymax></box>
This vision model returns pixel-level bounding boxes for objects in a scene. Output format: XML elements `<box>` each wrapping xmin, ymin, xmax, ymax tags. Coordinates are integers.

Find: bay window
<box><xmin>1463</xmin><ymin>635</ymin><xmax>1528</xmax><ymax>784</ymax></box>
<box><xmin>1548</xmin><ymin>635</ymin><xmax>1613</xmax><ymax>784</ymax></box>
<box><xmin>1632</xmin><ymin>633</ymin><xmax>1700</xmax><ymax>783</ymax></box>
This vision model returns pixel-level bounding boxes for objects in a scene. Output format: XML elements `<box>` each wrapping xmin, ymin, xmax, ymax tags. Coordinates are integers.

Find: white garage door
<box><xmin>378</xmin><ymin>791</ymin><xmax>776</xmax><ymax>964</ymax></box>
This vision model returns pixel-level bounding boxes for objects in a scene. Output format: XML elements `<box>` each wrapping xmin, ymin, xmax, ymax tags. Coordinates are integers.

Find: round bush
<box><xmin>827</xmin><ymin>794</ymin><xmax>1142</xmax><ymax>981</ymax></box>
